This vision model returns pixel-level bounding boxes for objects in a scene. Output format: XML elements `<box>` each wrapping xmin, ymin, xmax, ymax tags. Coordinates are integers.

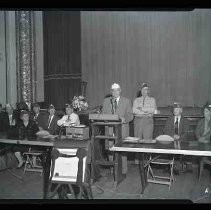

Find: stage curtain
<box><xmin>81</xmin><ymin>10</ymin><xmax>211</xmax><ymax>108</ymax></box>
<box><xmin>43</xmin><ymin>11</ymin><xmax>81</xmax><ymax>110</ymax></box>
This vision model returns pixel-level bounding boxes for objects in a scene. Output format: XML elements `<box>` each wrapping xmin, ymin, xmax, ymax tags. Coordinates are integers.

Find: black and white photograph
<box><xmin>0</xmin><ymin>5</ymin><xmax>211</xmax><ymax>203</ymax></box>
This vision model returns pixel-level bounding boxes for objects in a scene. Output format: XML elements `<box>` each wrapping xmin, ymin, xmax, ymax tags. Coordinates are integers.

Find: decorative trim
<box><xmin>44</xmin><ymin>73</ymin><xmax>82</xmax><ymax>81</ymax></box>
<box><xmin>16</xmin><ymin>11</ymin><xmax>36</xmax><ymax>103</ymax></box>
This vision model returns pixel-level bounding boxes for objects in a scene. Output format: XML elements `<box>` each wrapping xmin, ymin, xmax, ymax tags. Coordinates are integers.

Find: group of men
<box><xmin>0</xmin><ymin>102</ymin><xmax>81</xmax><ymax>140</ymax></box>
<box><xmin>100</xmin><ymin>82</ymin><xmax>193</xmax><ymax>175</ymax></box>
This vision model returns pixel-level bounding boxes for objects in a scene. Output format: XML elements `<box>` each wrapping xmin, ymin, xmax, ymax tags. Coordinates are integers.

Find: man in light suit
<box><xmin>102</xmin><ymin>83</ymin><xmax>133</xmax><ymax>174</ymax></box>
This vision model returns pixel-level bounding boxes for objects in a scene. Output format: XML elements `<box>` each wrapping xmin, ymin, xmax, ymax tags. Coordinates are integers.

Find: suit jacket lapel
<box><xmin>179</xmin><ymin>116</ymin><xmax>184</xmax><ymax>136</ymax></box>
<box><xmin>116</xmin><ymin>96</ymin><xmax>122</xmax><ymax>114</ymax></box>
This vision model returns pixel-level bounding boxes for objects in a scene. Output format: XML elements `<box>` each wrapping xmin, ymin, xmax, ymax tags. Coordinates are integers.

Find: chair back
<box><xmin>50</xmin><ymin>148</ymin><xmax>87</xmax><ymax>185</ymax></box>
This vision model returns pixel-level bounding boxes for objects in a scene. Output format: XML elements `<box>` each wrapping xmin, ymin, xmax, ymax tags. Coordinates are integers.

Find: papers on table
<box><xmin>123</xmin><ymin>137</ymin><xmax>157</xmax><ymax>144</ymax></box>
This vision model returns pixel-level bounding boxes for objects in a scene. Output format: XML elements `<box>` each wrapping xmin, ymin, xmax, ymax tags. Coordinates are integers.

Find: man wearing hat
<box><xmin>163</xmin><ymin>102</ymin><xmax>190</xmax><ymax>174</ymax></box>
<box><xmin>31</xmin><ymin>103</ymin><xmax>46</xmax><ymax>131</ymax></box>
<box><xmin>133</xmin><ymin>83</ymin><xmax>157</xmax><ymax>141</ymax></box>
<box><xmin>163</xmin><ymin>102</ymin><xmax>189</xmax><ymax>141</ymax></box>
<box><xmin>102</xmin><ymin>83</ymin><xmax>133</xmax><ymax>175</ymax></box>
<box><xmin>57</xmin><ymin>103</ymin><xmax>80</xmax><ymax>127</ymax></box>
<box><xmin>195</xmin><ymin>102</ymin><xmax>211</xmax><ymax>143</ymax></box>
<box><xmin>43</xmin><ymin>104</ymin><xmax>59</xmax><ymax>135</ymax></box>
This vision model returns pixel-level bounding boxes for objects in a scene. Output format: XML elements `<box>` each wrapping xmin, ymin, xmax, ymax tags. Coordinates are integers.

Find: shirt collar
<box><xmin>174</xmin><ymin>115</ymin><xmax>181</xmax><ymax>123</ymax></box>
<box><xmin>114</xmin><ymin>96</ymin><xmax>120</xmax><ymax>103</ymax></box>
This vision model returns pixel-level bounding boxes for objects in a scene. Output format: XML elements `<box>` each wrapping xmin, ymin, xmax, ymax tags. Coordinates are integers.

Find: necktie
<box><xmin>143</xmin><ymin>97</ymin><xmax>146</xmax><ymax>107</ymax></box>
<box><xmin>47</xmin><ymin>116</ymin><xmax>51</xmax><ymax>129</ymax></box>
<box><xmin>175</xmin><ymin>117</ymin><xmax>179</xmax><ymax>135</ymax></box>
<box><xmin>67</xmin><ymin>115</ymin><xmax>70</xmax><ymax>121</ymax></box>
<box><xmin>113</xmin><ymin>99</ymin><xmax>117</xmax><ymax>113</ymax></box>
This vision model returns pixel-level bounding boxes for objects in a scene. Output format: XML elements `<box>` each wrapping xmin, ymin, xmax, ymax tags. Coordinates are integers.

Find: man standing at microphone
<box><xmin>102</xmin><ymin>83</ymin><xmax>133</xmax><ymax>175</ymax></box>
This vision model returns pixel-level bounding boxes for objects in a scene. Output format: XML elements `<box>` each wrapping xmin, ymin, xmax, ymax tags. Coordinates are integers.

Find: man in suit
<box><xmin>0</xmin><ymin>103</ymin><xmax>6</xmax><ymax>138</ymax></box>
<box><xmin>102</xmin><ymin>83</ymin><xmax>133</xmax><ymax>174</ymax></box>
<box><xmin>163</xmin><ymin>102</ymin><xmax>190</xmax><ymax>173</ymax></box>
<box><xmin>163</xmin><ymin>102</ymin><xmax>189</xmax><ymax>141</ymax></box>
<box><xmin>2</xmin><ymin>104</ymin><xmax>19</xmax><ymax>139</ymax></box>
<box><xmin>31</xmin><ymin>103</ymin><xmax>46</xmax><ymax>131</ymax></box>
<box><xmin>44</xmin><ymin>104</ymin><xmax>59</xmax><ymax>135</ymax></box>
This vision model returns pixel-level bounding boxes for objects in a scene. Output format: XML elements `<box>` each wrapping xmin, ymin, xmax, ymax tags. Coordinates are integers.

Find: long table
<box><xmin>0</xmin><ymin>137</ymin><xmax>90</xmax><ymax>199</ymax></box>
<box><xmin>110</xmin><ymin>140</ymin><xmax>211</xmax><ymax>196</ymax></box>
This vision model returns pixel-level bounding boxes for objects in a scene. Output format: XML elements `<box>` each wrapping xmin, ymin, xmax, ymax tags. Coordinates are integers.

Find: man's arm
<box><xmin>132</xmin><ymin>98</ymin><xmax>145</xmax><ymax>115</ymax></box>
<box><xmin>179</xmin><ymin>118</ymin><xmax>190</xmax><ymax>141</ymax></box>
<box><xmin>124</xmin><ymin>99</ymin><xmax>133</xmax><ymax>123</ymax></box>
<box><xmin>141</xmin><ymin>98</ymin><xmax>157</xmax><ymax>114</ymax></box>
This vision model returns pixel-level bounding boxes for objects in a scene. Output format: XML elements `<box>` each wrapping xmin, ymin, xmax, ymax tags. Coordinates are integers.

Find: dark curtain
<box><xmin>43</xmin><ymin>11</ymin><xmax>81</xmax><ymax>110</ymax></box>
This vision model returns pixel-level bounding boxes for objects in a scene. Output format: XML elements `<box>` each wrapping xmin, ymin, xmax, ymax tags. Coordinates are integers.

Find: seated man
<box><xmin>195</xmin><ymin>102</ymin><xmax>211</xmax><ymax>175</ymax></box>
<box><xmin>31</xmin><ymin>103</ymin><xmax>47</xmax><ymax>131</ymax></box>
<box><xmin>57</xmin><ymin>103</ymin><xmax>80</xmax><ymax>127</ymax></box>
<box><xmin>2</xmin><ymin>104</ymin><xmax>19</xmax><ymax>139</ymax></box>
<box><xmin>163</xmin><ymin>102</ymin><xmax>190</xmax><ymax>173</ymax></box>
<box><xmin>44</xmin><ymin>104</ymin><xmax>59</xmax><ymax>135</ymax></box>
<box><xmin>163</xmin><ymin>102</ymin><xmax>189</xmax><ymax>141</ymax></box>
<box><xmin>195</xmin><ymin>102</ymin><xmax>211</xmax><ymax>143</ymax></box>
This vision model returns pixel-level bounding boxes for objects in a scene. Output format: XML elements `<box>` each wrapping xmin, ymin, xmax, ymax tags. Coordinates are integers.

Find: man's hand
<box><xmin>173</xmin><ymin>135</ymin><xmax>180</xmax><ymax>140</ymax></box>
<box><xmin>119</xmin><ymin>116</ymin><xmax>126</xmax><ymax>124</ymax></box>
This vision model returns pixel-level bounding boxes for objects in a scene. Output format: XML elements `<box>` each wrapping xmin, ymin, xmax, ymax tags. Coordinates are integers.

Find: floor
<box><xmin>0</xmin><ymin>162</ymin><xmax>211</xmax><ymax>203</ymax></box>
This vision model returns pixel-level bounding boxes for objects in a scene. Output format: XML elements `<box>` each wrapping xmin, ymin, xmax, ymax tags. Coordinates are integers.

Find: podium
<box><xmin>89</xmin><ymin>114</ymin><xmax>123</xmax><ymax>187</ymax></box>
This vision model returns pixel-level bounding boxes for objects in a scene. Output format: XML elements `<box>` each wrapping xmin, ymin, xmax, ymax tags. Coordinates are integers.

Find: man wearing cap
<box><xmin>163</xmin><ymin>102</ymin><xmax>190</xmax><ymax>174</ymax></box>
<box><xmin>133</xmin><ymin>83</ymin><xmax>157</xmax><ymax>140</ymax></box>
<box><xmin>163</xmin><ymin>102</ymin><xmax>189</xmax><ymax>141</ymax></box>
<box><xmin>195</xmin><ymin>102</ymin><xmax>211</xmax><ymax>143</ymax></box>
<box><xmin>31</xmin><ymin>103</ymin><xmax>46</xmax><ymax>131</ymax></box>
<box><xmin>102</xmin><ymin>83</ymin><xmax>133</xmax><ymax>174</ymax></box>
<box><xmin>44</xmin><ymin>104</ymin><xmax>59</xmax><ymax>135</ymax></box>
<box><xmin>57</xmin><ymin>103</ymin><xmax>80</xmax><ymax>127</ymax></box>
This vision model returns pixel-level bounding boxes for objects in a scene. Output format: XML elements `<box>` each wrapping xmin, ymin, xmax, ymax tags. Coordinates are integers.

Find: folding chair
<box><xmin>47</xmin><ymin>147</ymin><xmax>93</xmax><ymax>199</ymax></box>
<box><xmin>146</xmin><ymin>155</ymin><xmax>175</xmax><ymax>190</ymax></box>
<box><xmin>23</xmin><ymin>147</ymin><xmax>43</xmax><ymax>176</ymax></box>
<box><xmin>146</xmin><ymin>135</ymin><xmax>176</xmax><ymax>190</ymax></box>
<box><xmin>199</xmin><ymin>157</ymin><xmax>211</xmax><ymax>181</ymax></box>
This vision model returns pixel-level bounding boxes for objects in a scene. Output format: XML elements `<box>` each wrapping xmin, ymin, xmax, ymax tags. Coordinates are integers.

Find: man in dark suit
<box><xmin>31</xmin><ymin>103</ymin><xmax>47</xmax><ymax>131</ymax></box>
<box><xmin>163</xmin><ymin>102</ymin><xmax>190</xmax><ymax>173</ymax></box>
<box><xmin>2</xmin><ymin>104</ymin><xmax>19</xmax><ymax>139</ymax></box>
<box><xmin>44</xmin><ymin>104</ymin><xmax>59</xmax><ymax>135</ymax></box>
<box><xmin>163</xmin><ymin>102</ymin><xmax>189</xmax><ymax>141</ymax></box>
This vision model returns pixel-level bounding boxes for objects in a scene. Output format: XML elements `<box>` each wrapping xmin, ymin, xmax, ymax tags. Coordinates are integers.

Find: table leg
<box><xmin>114</xmin><ymin>151</ymin><xmax>124</xmax><ymax>188</ymax></box>
<box><xmin>42</xmin><ymin>147</ymin><xmax>52</xmax><ymax>199</ymax></box>
<box><xmin>139</xmin><ymin>153</ymin><xmax>147</xmax><ymax>196</ymax></box>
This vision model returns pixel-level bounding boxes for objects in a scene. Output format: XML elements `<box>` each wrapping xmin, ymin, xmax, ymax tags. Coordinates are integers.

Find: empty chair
<box><xmin>23</xmin><ymin>147</ymin><xmax>43</xmax><ymax>176</ymax></box>
<box><xmin>146</xmin><ymin>135</ymin><xmax>176</xmax><ymax>190</ymax></box>
<box><xmin>47</xmin><ymin>147</ymin><xmax>93</xmax><ymax>199</ymax></box>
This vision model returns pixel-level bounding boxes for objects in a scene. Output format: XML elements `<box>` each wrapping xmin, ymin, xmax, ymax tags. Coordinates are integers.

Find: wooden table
<box><xmin>110</xmin><ymin>140</ymin><xmax>211</xmax><ymax>196</ymax></box>
<box><xmin>0</xmin><ymin>137</ymin><xmax>90</xmax><ymax>199</ymax></box>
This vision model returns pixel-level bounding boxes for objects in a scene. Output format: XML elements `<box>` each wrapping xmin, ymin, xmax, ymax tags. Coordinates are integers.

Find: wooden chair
<box><xmin>47</xmin><ymin>147</ymin><xmax>93</xmax><ymax>199</ymax></box>
<box><xmin>23</xmin><ymin>147</ymin><xmax>43</xmax><ymax>176</ymax></box>
<box><xmin>146</xmin><ymin>135</ymin><xmax>176</xmax><ymax>190</ymax></box>
<box><xmin>198</xmin><ymin>157</ymin><xmax>211</xmax><ymax>181</ymax></box>
<box><xmin>146</xmin><ymin>155</ymin><xmax>175</xmax><ymax>190</ymax></box>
